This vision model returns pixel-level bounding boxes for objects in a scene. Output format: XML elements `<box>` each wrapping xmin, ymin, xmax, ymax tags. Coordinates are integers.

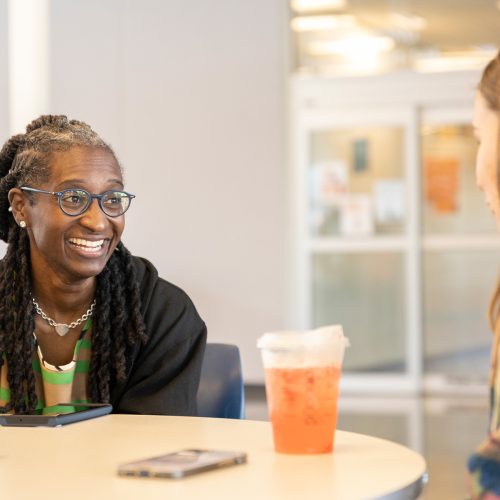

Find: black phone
<box><xmin>118</xmin><ymin>449</ymin><xmax>247</xmax><ymax>479</ymax></box>
<box><xmin>0</xmin><ymin>403</ymin><xmax>112</xmax><ymax>427</ymax></box>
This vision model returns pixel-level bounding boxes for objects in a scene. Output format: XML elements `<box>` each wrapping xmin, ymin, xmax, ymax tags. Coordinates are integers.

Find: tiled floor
<box><xmin>245</xmin><ymin>386</ymin><xmax>489</xmax><ymax>499</ymax></box>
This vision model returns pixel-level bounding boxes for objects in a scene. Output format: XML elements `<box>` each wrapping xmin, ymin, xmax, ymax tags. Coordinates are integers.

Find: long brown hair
<box><xmin>478</xmin><ymin>52</ymin><xmax>500</xmax><ymax>330</ymax></box>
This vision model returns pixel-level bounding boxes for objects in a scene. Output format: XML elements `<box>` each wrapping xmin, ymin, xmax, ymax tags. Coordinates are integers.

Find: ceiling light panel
<box><xmin>291</xmin><ymin>15</ymin><xmax>356</xmax><ymax>32</ymax></box>
<box><xmin>308</xmin><ymin>34</ymin><xmax>395</xmax><ymax>56</ymax></box>
<box><xmin>291</xmin><ymin>0</ymin><xmax>347</xmax><ymax>13</ymax></box>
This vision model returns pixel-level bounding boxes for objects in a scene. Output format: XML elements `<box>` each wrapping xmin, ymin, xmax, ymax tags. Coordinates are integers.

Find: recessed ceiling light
<box><xmin>308</xmin><ymin>35</ymin><xmax>395</xmax><ymax>56</ymax></box>
<box><xmin>291</xmin><ymin>0</ymin><xmax>347</xmax><ymax>13</ymax></box>
<box><xmin>291</xmin><ymin>15</ymin><xmax>356</xmax><ymax>32</ymax></box>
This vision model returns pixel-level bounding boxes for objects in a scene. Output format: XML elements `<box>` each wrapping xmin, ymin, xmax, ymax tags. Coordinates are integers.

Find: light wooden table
<box><xmin>0</xmin><ymin>415</ymin><xmax>426</xmax><ymax>499</ymax></box>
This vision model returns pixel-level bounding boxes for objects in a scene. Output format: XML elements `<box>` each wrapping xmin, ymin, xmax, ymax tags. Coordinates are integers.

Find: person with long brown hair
<box><xmin>468</xmin><ymin>52</ymin><xmax>500</xmax><ymax>498</ymax></box>
<box><xmin>0</xmin><ymin>114</ymin><xmax>206</xmax><ymax>415</ymax></box>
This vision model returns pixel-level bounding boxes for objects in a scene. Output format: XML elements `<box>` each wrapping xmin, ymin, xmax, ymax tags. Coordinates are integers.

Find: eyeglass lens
<box><xmin>59</xmin><ymin>189</ymin><xmax>131</xmax><ymax>216</ymax></box>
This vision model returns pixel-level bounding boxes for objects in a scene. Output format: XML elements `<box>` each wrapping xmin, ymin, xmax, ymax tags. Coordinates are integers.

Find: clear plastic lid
<box><xmin>257</xmin><ymin>325</ymin><xmax>349</xmax><ymax>352</ymax></box>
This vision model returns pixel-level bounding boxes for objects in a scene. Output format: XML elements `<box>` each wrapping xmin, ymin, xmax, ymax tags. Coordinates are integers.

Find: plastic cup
<box><xmin>257</xmin><ymin>325</ymin><xmax>349</xmax><ymax>454</ymax></box>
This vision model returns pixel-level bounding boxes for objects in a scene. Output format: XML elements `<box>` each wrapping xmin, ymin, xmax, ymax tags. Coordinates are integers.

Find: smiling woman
<box><xmin>0</xmin><ymin>115</ymin><xmax>207</xmax><ymax>415</ymax></box>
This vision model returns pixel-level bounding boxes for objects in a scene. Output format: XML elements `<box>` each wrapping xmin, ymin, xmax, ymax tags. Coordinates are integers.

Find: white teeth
<box><xmin>68</xmin><ymin>238</ymin><xmax>104</xmax><ymax>250</ymax></box>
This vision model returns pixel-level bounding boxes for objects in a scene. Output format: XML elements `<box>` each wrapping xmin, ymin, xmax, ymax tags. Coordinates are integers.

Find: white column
<box><xmin>8</xmin><ymin>0</ymin><xmax>50</xmax><ymax>134</ymax></box>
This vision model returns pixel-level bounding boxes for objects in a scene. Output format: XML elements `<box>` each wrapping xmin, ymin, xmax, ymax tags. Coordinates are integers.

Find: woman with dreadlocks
<box><xmin>0</xmin><ymin>115</ymin><xmax>206</xmax><ymax>416</ymax></box>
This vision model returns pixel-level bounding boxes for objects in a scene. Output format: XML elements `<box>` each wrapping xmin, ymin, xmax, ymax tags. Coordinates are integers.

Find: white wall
<box><xmin>0</xmin><ymin>0</ymin><xmax>8</xmax><ymax>140</ymax></box>
<box><xmin>0</xmin><ymin>0</ymin><xmax>8</xmax><ymax>256</ymax></box>
<box><xmin>49</xmin><ymin>0</ymin><xmax>287</xmax><ymax>382</ymax></box>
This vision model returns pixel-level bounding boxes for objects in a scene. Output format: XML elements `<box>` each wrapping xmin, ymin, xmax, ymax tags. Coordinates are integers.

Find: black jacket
<box><xmin>110</xmin><ymin>256</ymin><xmax>207</xmax><ymax>416</ymax></box>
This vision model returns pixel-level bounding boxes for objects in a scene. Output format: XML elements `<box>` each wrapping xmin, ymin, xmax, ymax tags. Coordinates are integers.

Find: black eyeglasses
<box><xmin>20</xmin><ymin>186</ymin><xmax>135</xmax><ymax>217</ymax></box>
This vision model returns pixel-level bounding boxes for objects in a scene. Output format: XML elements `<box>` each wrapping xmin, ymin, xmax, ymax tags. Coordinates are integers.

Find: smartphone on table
<box><xmin>0</xmin><ymin>403</ymin><xmax>112</xmax><ymax>427</ymax></box>
<box><xmin>118</xmin><ymin>449</ymin><xmax>247</xmax><ymax>479</ymax></box>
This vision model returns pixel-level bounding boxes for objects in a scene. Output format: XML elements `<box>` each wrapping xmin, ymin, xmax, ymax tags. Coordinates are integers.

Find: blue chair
<box><xmin>197</xmin><ymin>343</ymin><xmax>245</xmax><ymax>419</ymax></box>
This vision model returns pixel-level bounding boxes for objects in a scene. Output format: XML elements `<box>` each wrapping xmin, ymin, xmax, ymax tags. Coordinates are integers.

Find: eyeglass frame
<box><xmin>19</xmin><ymin>186</ymin><xmax>136</xmax><ymax>217</ymax></box>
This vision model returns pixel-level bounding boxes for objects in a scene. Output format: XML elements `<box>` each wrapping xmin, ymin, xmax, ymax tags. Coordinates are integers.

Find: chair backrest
<box><xmin>196</xmin><ymin>343</ymin><xmax>245</xmax><ymax>419</ymax></box>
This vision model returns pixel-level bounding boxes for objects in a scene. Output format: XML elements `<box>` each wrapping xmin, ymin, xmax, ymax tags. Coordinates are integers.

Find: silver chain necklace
<box><xmin>32</xmin><ymin>298</ymin><xmax>96</xmax><ymax>337</ymax></box>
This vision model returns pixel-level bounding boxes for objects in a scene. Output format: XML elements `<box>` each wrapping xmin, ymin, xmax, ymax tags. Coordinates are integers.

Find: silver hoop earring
<box><xmin>19</xmin><ymin>221</ymin><xmax>26</xmax><ymax>228</ymax></box>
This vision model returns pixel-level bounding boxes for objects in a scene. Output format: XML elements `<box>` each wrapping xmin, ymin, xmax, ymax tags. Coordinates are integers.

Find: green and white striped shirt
<box><xmin>0</xmin><ymin>318</ymin><xmax>92</xmax><ymax>410</ymax></box>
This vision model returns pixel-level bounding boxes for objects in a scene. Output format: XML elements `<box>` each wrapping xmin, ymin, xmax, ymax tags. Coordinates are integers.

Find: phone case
<box><xmin>0</xmin><ymin>403</ymin><xmax>112</xmax><ymax>427</ymax></box>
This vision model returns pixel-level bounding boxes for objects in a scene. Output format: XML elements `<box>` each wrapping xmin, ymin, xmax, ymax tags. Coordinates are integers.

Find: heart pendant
<box><xmin>55</xmin><ymin>324</ymin><xmax>70</xmax><ymax>336</ymax></box>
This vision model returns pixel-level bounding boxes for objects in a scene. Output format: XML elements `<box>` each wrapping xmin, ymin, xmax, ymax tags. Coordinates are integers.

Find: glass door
<box><xmin>295</xmin><ymin>108</ymin><xmax>420</xmax><ymax>392</ymax></box>
<box><xmin>292</xmin><ymin>70</ymin><xmax>490</xmax><ymax>395</ymax></box>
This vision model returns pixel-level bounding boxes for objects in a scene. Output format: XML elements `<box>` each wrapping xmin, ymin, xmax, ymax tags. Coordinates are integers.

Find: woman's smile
<box><xmin>67</xmin><ymin>237</ymin><xmax>107</xmax><ymax>256</ymax></box>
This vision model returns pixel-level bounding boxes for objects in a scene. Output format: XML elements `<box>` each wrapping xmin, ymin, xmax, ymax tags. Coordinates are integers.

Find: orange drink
<box><xmin>258</xmin><ymin>326</ymin><xmax>348</xmax><ymax>455</ymax></box>
<box><xmin>264</xmin><ymin>365</ymin><xmax>341</xmax><ymax>454</ymax></box>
